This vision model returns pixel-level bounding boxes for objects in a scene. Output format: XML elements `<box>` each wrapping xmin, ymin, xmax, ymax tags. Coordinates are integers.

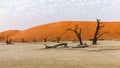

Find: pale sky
<box><xmin>0</xmin><ymin>0</ymin><xmax>119</xmax><ymax>31</ymax></box>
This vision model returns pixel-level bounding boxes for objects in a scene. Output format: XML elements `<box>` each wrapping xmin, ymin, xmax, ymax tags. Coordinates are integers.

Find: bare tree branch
<box><xmin>66</xmin><ymin>25</ymin><xmax>83</xmax><ymax>45</ymax></box>
<box><xmin>43</xmin><ymin>43</ymin><xmax>68</xmax><ymax>49</ymax></box>
<box><xmin>97</xmin><ymin>32</ymin><xmax>109</xmax><ymax>38</ymax></box>
<box><xmin>75</xmin><ymin>25</ymin><xmax>78</xmax><ymax>31</ymax></box>
<box><xmin>66</xmin><ymin>28</ymin><xmax>74</xmax><ymax>32</ymax></box>
<box><xmin>99</xmin><ymin>25</ymin><xmax>105</xmax><ymax>28</ymax></box>
<box><xmin>92</xmin><ymin>19</ymin><xmax>109</xmax><ymax>45</ymax></box>
<box><xmin>79</xmin><ymin>28</ymin><xmax>81</xmax><ymax>34</ymax></box>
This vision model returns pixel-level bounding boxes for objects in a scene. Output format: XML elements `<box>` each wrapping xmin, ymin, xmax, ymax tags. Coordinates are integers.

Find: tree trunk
<box><xmin>67</xmin><ymin>25</ymin><xmax>83</xmax><ymax>45</ymax></box>
<box><xmin>92</xmin><ymin>38</ymin><xmax>97</xmax><ymax>45</ymax></box>
<box><xmin>78</xmin><ymin>35</ymin><xmax>83</xmax><ymax>45</ymax></box>
<box><xmin>92</xmin><ymin>19</ymin><xmax>100</xmax><ymax>45</ymax></box>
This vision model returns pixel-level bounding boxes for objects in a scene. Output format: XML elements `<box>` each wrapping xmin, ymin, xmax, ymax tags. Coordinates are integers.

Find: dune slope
<box><xmin>0</xmin><ymin>21</ymin><xmax>120</xmax><ymax>42</ymax></box>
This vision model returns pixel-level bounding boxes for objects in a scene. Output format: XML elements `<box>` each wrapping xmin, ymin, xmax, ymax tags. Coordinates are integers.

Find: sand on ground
<box><xmin>0</xmin><ymin>41</ymin><xmax>120</xmax><ymax>68</ymax></box>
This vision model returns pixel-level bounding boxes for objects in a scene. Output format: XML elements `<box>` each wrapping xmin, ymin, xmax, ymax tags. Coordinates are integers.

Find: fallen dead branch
<box><xmin>43</xmin><ymin>43</ymin><xmax>68</xmax><ymax>49</ymax></box>
<box><xmin>72</xmin><ymin>43</ymin><xmax>88</xmax><ymax>48</ymax></box>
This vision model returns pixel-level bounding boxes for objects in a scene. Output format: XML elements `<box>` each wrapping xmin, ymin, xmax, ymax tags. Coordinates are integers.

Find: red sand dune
<box><xmin>0</xmin><ymin>30</ymin><xmax>20</xmax><ymax>38</ymax></box>
<box><xmin>0</xmin><ymin>30</ymin><xmax>20</xmax><ymax>42</ymax></box>
<box><xmin>0</xmin><ymin>21</ymin><xmax>120</xmax><ymax>42</ymax></box>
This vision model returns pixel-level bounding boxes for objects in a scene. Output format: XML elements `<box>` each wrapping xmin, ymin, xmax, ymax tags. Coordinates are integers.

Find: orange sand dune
<box><xmin>0</xmin><ymin>30</ymin><xmax>20</xmax><ymax>42</ymax></box>
<box><xmin>0</xmin><ymin>30</ymin><xmax>20</xmax><ymax>38</ymax></box>
<box><xmin>0</xmin><ymin>21</ymin><xmax>120</xmax><ymax>42</ymax></box>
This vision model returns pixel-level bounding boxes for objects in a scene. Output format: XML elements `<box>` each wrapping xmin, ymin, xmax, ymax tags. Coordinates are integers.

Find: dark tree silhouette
<box><xmin>92</xmin><ymin>19</ymin><xmax>108</xmax><ymax>45</ymax></box>
<box><xmin>67</xmin><ymin>25</ymin><xmax>83</xmax><ymax>45</ymax></box>
<box><xmin>6</xmin><ymin>37</ymin><xmax>9</xmax><ymax>45</ymax></box>
<box><xmin>44</xmin><ymin>38</ymin><xmax>47</xmax><ymax>43</ymax></box>
<box><xmin>56</xmin><ymin>36</ymin><xmax>61</xmax><ymax>43</ymax></box>
<box><xmin>6</xmin><ymin>37</ymin><xmax>12</xmax><ymax>45</ymax></box>
<box><xmin>21</xmin><ymin>38</ymin><xmax>25</xmax><ymax>43</ymax></box>
<box><xmin>33</xmin><ymin>39</ymin><xmax>37</xmax><ymax>44</ymax></box>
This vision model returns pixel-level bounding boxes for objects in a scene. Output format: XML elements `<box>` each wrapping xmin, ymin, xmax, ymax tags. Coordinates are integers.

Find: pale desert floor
<box><xmin>0</xmin><ymin>41</ymin><xmax>120</xmax><ymax>68</ymax></box>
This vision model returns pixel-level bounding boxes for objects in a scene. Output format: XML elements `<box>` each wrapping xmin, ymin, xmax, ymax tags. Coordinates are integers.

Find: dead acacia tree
<box><xmin>44</xmin><ymin>38</ymin><xmax>47</xmax><ymax>43</ymax></box>
<box><xmin>21</xmin><ymin>38</ymin><xmax>25</xmax><ymax>43</ymax></box>
<box><xmin>56</xmin><ymin>36</ymin><xmax>61</xmax><ymax>43</ymax></box>
<box><xmin>6</xmin><ymin>37</ymin><xmax>9</xmax><ymax>45</ymax></box>
<box><xmin>92</xmin><ymin>19</ymin><xmax>108</xmax><ymax>45</ymax></box>
<box><xmin>33</xmin><ymin>39</ymin><xmax>37</xmax><ymax>44</ymax></box>
<box><xmin>67</xmin><ymin>25</ymin><xmax>83</xmax><ymax>45</ymax></box>
<box><xmin>6</xmin><ymin>37</ymin><xmax>12</xmax><ymax>45</ymax></box>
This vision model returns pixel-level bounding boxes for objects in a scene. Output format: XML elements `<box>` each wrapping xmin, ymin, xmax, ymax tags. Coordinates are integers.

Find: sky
<box><xmin>0</xmin><ymin>0</ymin><xmax>119</xmax><ymax>31</ymax></box>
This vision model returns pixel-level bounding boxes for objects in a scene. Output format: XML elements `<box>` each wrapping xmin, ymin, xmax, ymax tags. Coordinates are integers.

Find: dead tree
<box><xmin>67</xmin><ymin>25</ymin><xmax>83</xmax><ymax>45</ymax></box>
<box><xmin>6</xmin><ymin>37</ymin><xmax>9</xmax><ymax>45</ymax></box>
<box><xmin>92</xmin><ymin>19</ymin><xmax>108</xmax><ymax>45</ymax></box>
<box><xmin>44</xmin><ymin>38</ymin><xmax>47</xmax><ymax>43</ymax></box>
<box><xmin>56</xmin><ymin>36</ymin><xmax>61</xmax><ymax>43</ymax></box>
<box><xmin>9</xmin><ymin>39</ymin><xmax>12</xmax><ymax>44</ymax></box>
<box><xmin>33</xmin><ymin>39</ymin><xmax>37</xmax><ymax>44</ymax></box>
<box><xmin>43</xmin><ymin>43</ymin><xmax>68</xmax><ymax>49</ymax></box>
<box><xmin>6</xmin><ymin>37</ymin><xmax>12</xmax><ymax>45</ymax></box>
<box><xmin>21</xmin><ymin>38</ymin><xmax>25</xmax><ymax>43</ymax></box>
